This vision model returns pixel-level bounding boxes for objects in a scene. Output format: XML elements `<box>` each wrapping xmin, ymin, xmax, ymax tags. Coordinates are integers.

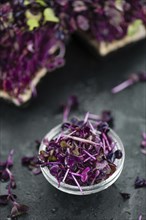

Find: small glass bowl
<box><xmin>39</xmin><ymin>124</ymin><xmax>125</xmax><ymax>195</ymax></box>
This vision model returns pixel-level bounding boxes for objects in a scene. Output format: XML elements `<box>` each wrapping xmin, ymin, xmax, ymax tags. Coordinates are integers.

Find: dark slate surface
<box><xmin>0</xmin><ymin>38</ymin><xmax>146</xmax><ymax>220</ymax></box>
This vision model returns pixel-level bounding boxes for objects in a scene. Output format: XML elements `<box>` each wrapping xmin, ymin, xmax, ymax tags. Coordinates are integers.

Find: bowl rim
<box><xmin>39</xmin><ymin>124</ymin><xmax>125</xmax><ymax>193</ymax></box>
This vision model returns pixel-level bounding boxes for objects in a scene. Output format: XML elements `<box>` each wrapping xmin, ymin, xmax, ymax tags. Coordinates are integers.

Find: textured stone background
<box><xmin>0</xmin><ymin>38</ymin><xmax>146</xmax><ymax>220</ymax></box>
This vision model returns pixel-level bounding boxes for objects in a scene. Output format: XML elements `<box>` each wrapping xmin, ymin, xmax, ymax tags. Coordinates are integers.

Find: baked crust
<box><xmin>0</xmin><ymin>68</ymin><xmax>47</xmax><ymax>106</ymax></box>
<box><xmin>77</xmin><ymin>24</ymin><xmax>146</xmax><ymax>56</ymax></box>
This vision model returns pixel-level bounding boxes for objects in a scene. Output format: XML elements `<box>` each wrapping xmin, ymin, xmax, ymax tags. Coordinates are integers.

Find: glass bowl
<box><xmin>39</xmin><ymin>124</ymin><xmax>125</xmax><ymax>195</ymax></box>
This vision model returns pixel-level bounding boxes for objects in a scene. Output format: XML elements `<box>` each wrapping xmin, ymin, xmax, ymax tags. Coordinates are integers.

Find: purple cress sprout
<box><xmin>10</xmin><ymin>201</ymin><xmax>29</xmax><ymax>219</ymax></box>
<box><xmin>62</xmin><ymin>95</ymin><xmax>78</xmax><ymax>122</ymax></box>
<box><xmin>0</xmin><ymin>150</ymin><xmax>29</xmax><ymax>218</ymax></box>
<box><xmin>138</xmin><ymin>214</ymin><xmax>143</xmax><ymax>220</ymax></box>
<box><xmin>140</xmin><ymin>132</ymin><xmax>146</xmax><ymax>155</ymax></box>
<box><xmin>112</xmin><ymin>72</ymin><xmax>146</xmax><ymax>94</ymax></box>
<box><xmin>88</xmin><ymin>110</ymin><xmax>114</xmax><ymax>128</ymax></box>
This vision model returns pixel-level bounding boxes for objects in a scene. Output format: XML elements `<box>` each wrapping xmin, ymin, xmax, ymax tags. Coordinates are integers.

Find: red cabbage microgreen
<box><xmin>124</xmin><ymin>1</ymin><xmax>146</xmax><ymax>25</ymax></box>
<box><xmin>138</xmin><ymin>214</ymin><xmax>143</xmax><ymax>220</ymax></box>
<box><xmin>135</xmin><ymin>176</ymin><xmax>146</xmax><ymax>189</ymax></box>
<box><xmin>62</xmin><ymin>95</ymin><xmax>79</xmax><ymax>122</ymax></box>
<box><xmin>10</xmin><ymin>202</ymin><xmax>29</xmax><ymax>219</ymax></box>
<box><xmin>140</xmin><ymin>132</ymin><xmax>146</xmax><ymax>155</ymax></box>
<box><xmin>52</xmin><ymin>1</ymin><xmax>146</xmax><ymax>43</ymax></box>
<box><xmin>111</xmin><ymin>72</ymin><xmax>146</xmax><ymax>94</ymax></box>
<box><xmin>0</xmin><ymin>150</ymin><xmax>29</xmax><ymax>218</ymax></box>
<box><xmin>88</xmin><ymin>111</ymin><xmax>114</xmax><ymax>128</ymax></box>
<box><xmin>0</xmin><ymin>149</ymin><xmax>14</xmax><ymax>182</ymax></box>
<box><xmin>38</xmin><ymin>113</ymin><xmax>122</xmax><ymax>192</ymax></box>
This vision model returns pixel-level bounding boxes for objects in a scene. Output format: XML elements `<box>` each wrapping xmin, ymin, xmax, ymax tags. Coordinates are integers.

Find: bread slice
<box><xmin>0</xmin><ymin>68</ymin><xmax>47</xmax><ymax>106</ymax></box>
<box><xmin>77</xmin><ymin>24</ymin><xmax>146</xmax><ymax>56</ymax></box>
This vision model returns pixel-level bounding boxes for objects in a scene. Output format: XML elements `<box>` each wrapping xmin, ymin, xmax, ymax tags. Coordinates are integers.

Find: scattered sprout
<box><xmin>111</xmin><ymin>72</ymin><xmax>146</xmax><ymax>93</ymax></box>
<box><xmin>138</xmin><ymin>214</ymin><xmax>143</xmax><ymax>220</ymax></box>
<box><xmin>0</xmin><ymin>149</ymin><xmax>14</xmax><ymax>182</ymax></box>
<box><xmin>140</xmin><ymin>133</ymin><xmax>146</xmax><ymax>155</ymax></box>
<box><xmin>128</xmin><ymin>20</ymin><xmax>143</xmax><ymax>36</ymax></box>
<box><xmin>62</xmin><ymin>95</ymin><xmax>79</xmax><ymax>122</ymax></box>
<box><xmin>88</xmin><ymin>110</ymin><xmax>114</xmax><ymax>128</ymax></box>
<box><xmin>6</xmin><ymin>168</ymin><xmax>16</xmax><ymax>189</ymax></box>
<box><xmin>10</xmin><ymin>202</ymin><xmax>29</xmax><ymax>218</ymax></box>
<box><xmin>0</xmin><ymin>150</ymin><xmax>28</xmax><ymax>218</ymax></box>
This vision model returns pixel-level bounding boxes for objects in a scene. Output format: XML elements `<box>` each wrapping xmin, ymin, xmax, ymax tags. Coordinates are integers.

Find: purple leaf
<box><xmin>135</xmin><ymin>177</ymin><xmax>146</xmax><ymax>188</ymax></box>
<box><xmin>81</xmin><ymin>167</ymin><xmax>90</xmax><ymax>183</ymax></box>
<box><xmin>11</xmin><ymin>202</ymin><xmax>29</xmax><ymax>218</ymax></box>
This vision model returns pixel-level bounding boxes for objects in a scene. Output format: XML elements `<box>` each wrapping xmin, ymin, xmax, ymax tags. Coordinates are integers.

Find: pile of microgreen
<box><xmin>0</xmin><ymin>0</ymin><xmax>65</xmax><ymax>102</ymax></box>
<box><xmin>52</xmin><ymin>0</ymin><xmax>146</xmax><ymax>42</ymax></box>
<box><xmin>38</xmin><ymin>112</ymin><xmax>122</xmax><ymax>192</ymax></box>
